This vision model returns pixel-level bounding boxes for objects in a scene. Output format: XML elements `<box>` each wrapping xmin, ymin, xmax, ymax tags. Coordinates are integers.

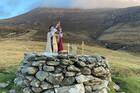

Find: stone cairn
<box><xmin>14</xmin><ymin>53</ymin><xmax>111</xmax><ymax>93</ymax></box>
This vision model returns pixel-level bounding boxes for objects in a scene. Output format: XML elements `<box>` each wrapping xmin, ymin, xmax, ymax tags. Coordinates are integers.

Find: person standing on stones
<box><xmin>57</xmin><ymin>25</ymin><xmax>64</xmax><ymax>53</ymax></box>
<box><xmin>46</xmin><ymin>21</ymin><xmax>60</xmax><ymax>53</ymax></box>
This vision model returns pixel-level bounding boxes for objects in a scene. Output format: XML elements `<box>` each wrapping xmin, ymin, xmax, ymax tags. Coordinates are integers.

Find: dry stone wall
<box><xmin>14</xmin><ymin>53</ymin><xmax>111</xmax><ymax>93</ymax></box>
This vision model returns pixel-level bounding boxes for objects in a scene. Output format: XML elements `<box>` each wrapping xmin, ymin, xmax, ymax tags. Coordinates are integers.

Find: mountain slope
<box><xmin>98</xmin><ymin>21</ymin><xmax>140</xmax><ymax>44</ymax></box>
<box><xmin>0</xmin><ymin>6</ymin><xmax>140</xmax><ymax>51</ymax></box>
<box><xmin>0</xmin><ymin>8</ymin><xmax>113</xmax><ymax>42</ymax></box>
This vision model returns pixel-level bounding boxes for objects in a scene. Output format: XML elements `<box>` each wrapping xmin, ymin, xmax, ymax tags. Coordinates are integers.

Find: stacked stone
<box><xmin>14</xmin><ymin>53</ymin><xmax>111</xmax><ymax>93</ymax></box>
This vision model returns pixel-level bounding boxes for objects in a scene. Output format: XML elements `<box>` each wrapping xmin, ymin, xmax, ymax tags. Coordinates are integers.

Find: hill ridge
<box><xmin>0</xmin><ymin>6</ymin><xmax>140</xmax><ymax>52</ymax></box>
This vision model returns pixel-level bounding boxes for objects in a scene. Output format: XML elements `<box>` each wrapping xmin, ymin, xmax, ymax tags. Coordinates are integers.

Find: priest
<box><xmin>46</xmin><ymin>21</ymin><xmax>60</xmax><ymax>53</ymax></box>
<box><xmin>57</xmin><ymin>26</ymin><xmax>64</xmax><ymax>53</ymax></box>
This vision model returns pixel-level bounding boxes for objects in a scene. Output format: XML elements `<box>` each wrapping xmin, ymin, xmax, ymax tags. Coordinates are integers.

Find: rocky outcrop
<box><xmin>14</xmin><ymin>53</ymin><xmax>111</xmax><ymax>93</ymax></box>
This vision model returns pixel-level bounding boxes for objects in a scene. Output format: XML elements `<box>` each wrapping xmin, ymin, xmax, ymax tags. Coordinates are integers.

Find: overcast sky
<box><xmin>72</xmin><ymin>0</ymin><xmax>140</xmax><ymax>8</ymax></box>
<box><xmin>0</xmin><ymin>0</ymin><xmax>140</xmax><ymax>19</ymax></box>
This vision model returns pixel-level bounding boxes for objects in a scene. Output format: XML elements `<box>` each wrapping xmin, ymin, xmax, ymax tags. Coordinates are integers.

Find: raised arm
<box><xmin>55</xmin><ymin>21</ymin><xmax>61</xmax><ymax>28</ymax></box>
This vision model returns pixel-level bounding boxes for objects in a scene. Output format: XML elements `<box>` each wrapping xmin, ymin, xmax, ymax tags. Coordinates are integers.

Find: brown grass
<box><xmin>0</xmin><ymin>40</ymin><xmax>139</xmax><ymax>76</ymax></box>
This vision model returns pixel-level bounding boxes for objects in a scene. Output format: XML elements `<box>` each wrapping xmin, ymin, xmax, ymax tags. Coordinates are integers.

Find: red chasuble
<box><xmin>58</xmin><ymin>31</ymin><xmax>64</xmax><ymax>52</ymax></box>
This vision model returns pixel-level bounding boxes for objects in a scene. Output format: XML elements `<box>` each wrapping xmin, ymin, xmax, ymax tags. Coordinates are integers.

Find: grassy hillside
<box><xmin>99</xmin><ymin>22</ymin><xmax>140</xmax><ymax>45</ymax></box>
<box><xmin>0</xmin><ymin>7</ymin><xmax>140</xmax><ymax>52</ymax></box>
<box><xmin>98</xmin><ymin>22</ymin><xmax>140</xmax><ymax>52</ymax></box>
<box><xmin>113</xmin><ymin>77</ymin><xmax>140</xmax><ymax>93</ymax></box>
<box><xmin>0</xmin><ymin>40</ymin><xmax>139</xmax><ymax>93</ymax></box>
<box><xmin>0</xmin><ymin>8</ymin><xmax>111</xmax><ymax>42</ymax></box>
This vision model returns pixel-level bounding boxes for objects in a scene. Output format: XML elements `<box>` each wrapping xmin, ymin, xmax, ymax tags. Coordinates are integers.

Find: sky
<box><xmin>0</xmin><ymin>0</ymin><xmax>140</xmax><ymax>19</ymax></box>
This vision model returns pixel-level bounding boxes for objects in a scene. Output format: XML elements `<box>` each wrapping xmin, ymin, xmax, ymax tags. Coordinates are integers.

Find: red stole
<box><xmin>58</xmin><ymin>32</ymin><xmax>64</xmax><ymax>52</ymax></box>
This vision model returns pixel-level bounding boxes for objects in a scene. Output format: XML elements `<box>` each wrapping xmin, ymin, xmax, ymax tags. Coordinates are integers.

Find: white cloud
<box><xmin>71</xmin><ymin>0</ymin><xmax>140</xmax><ymax>8</ymax></box>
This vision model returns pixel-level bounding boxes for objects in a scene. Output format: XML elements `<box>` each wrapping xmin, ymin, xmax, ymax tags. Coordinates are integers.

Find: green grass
<box><xmin>0</xmin><ymin>40</ymin><xmax>139</xmax><ymax>93</ymax></box>
<box><xmin>108</xmin><ymin>81</ymin><xmax>116</xmax><ymax>93</ymax></box>
<box><xmin>113</xmin><ymin>77</ymin><xmax>140</xmax><ymax>93</ymax></box>
<box><xmin>0</xmin><ymin>67</ymin><xmax>17</xmax><ymax>93</ymax></box>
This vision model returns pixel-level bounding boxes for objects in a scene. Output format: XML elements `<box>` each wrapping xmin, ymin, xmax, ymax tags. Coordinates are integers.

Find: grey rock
<box><xmin>67</xmin><ymin>65</ymin><xmax>80</xmax><ymax>72</ymax></box>
<box><xmin>30</xmin><ymin>78</ymin><xmax>40</xmax><ymax>87</ymax></box>
<box><xmin>98</xmin><ymin>88</ymin><xmax>108</xmax><ymax>93</ymax></box>
<box><xmin>47</xmin><ymin>57</ymin><xmax>56</xmax><ymax>61</ymax></box>
<box><xmin>43</xmin><ymin>89</ymin><xmax>55</xmax><ymax>93</ymax></box>
<box><xmin>113</xmin><ymin>83</ymin><xmax>120</xmax><ymax>91</ymax></box>
<box><xmin>96</xmin><ymin>56</ymin><xmax>103</xmax><ymax>62</ymax></box>
<box><xmin>21</xmin><ymin>63</ymin><xmax>31</xmax><ymax>67</ymax></box>
<box><xmin>75</xmin><ymin>61</ymin><xmax>86</xmax><ymax>67</ymax></box>
<box><xmin>61</xmin><ymin>59</ymin><xmax>74</xmax><ymax>65</ymax></box>
<box><xmin>92</xmin><ymin>67</ymin><xmax>108</xmax><ymax>77</ymax></box>
<box><xmin>55</xmin><ymin>67</ymin><xmax>63</xmax><ymax>73</ymax></box>
<box><xmin>84</xmin><ymin>78</ymin><xmax>103</xmax><ymax>86</ymax></box>
<box><xmin>43</xmin><ymin>65</ymin><xmax>55</xmax><ymax>72</ymax></box>
<box><xmin>0</xmin><ymin>82</ymin><xmax>9</xmax><ymax>88</ymax></box>
<box><xmin>92</xmin><ymin>80</ymin><xmax>109</xmax><ymax>91</ymax></box>
<box><xmin>23</xmin><ymin>87</ymin><xmax>32</xmax><ymax>93</ymax></box>
<box><xmin>34</xmin><ymin>56</ymin><xmax>47</xmax><ymax>61</ymax></box>
<box><xmin>32</xmin><ymin>61</ymin><xmax>46</xmax><ymax>66</ymax></box>
<box><xmin>68</xmin><ymin>55</ymin><xmax>77</xmax><ymax>59</ymax></box>
<box><xmin>14</xmin><ymin>77</ymin><xmax>23</xmax><ymax>86</ymax></box>
<box><xmin>76</xmin><ymin>72</ymin><xmax>82</xmax><ymax>76</ymax></box>
<box><xmin>78</xmin><ymin>56</ymin><xmax>87</xmax><ymax>62</ymax></box>
<box><xmin>85</xmin><ymin>86</ymin><xmax>92</xmax><ymax>93</ymax></box>
<box><xmin>21</xmin><ymin>67</ymin><xmax>38</xmax><ymax>75</ymax></box>
<box><xmin>31</xmin><ymin>87</ymin><xmax>42</xmax><ymax>93</ymax></box>
<box><xmin>81</xmin><ymin>67</ymin><xmax>91</xmax><ymax>75</ymax></box>
<box><xmin>60</xmin><ymin>65</ymin><xmax>67</xmax><ymax>73</ymax></box>
<box><xmin>40</xmin><ymin>82</ymin><xmax>53</xmax><ymax>90</ymax></box>
<box><xmin>75</xmin><ymin>75</ymin><xmax>95</xmax><ymax>83</ymax></box>
<box><xmin>31</xmin><ymin>61</ymin><xmax>40</xmax><ymax>66</ymax></box>
<box><xmin>9</xmin><ymin>89</ymin><xmax>16</xmax><ymax>93</ymax></box>
<box><xmin>46</xmin><ymin>73</ymin><xmax>64</xmax><ymax>85</ymax></box>
<box><xmin>46</xmin><ymin>61</ymin><xmax>60</xmax><ymax>66</ymax></box>
<box><xmin>87</xmin><ymin>56</ymin><xmax>98</xmax><ymax>63</ymax></box>
<box><xmin>15</xmin><ymin>54</ymin><xmax>111</xmax><ymax>93</ymax></box>
<box><xmin>61</xmin><ymin>77</ymin><xmax>76</xmax><ymax>86</ymax></box>
<box><xmin>24</xmin><ymin>53</ymin><xmax>36</xmax><ymax>61</ymax></box>
<box><xmin>103</xmin><ymin>80</ymin><xmax>109</xmax><ymax>88</ymax></box>
<box><xmin>38</xmin><ymin>64</ymin><xmax>43</xmax><ymax>71</ymax></box>
<box><xmin>36</xmin><ymin>71</ymin><xmax>48</xmax><ymax>81</ymax></box>
<box><xmin>16</xmin><ymin>72</ymin><xmax>24</xmax><ymax>77</ymax></box>
<box><xmin>87</xmin><ymin>64</ymin><xmax>96</xmax><ymax>69</ymax></box>
<box><xmin>53</xmin><ymin>85</ymin><xmax>60</xmax><ymax>88</ymax></box>
<box><xmin>25</xmin><ymin>76</ymin><xmax>34</xmax><ymax>81</ymax></box>
<box><xmin>55</xmin><ymin>84</ymin><xmax>85</xmax><ymax>93</ymax></box>
<box><xmin>65</xmin><ymin>72</ymin><xmax>76</xmax><ymax>77</ymax></box>
<box><xmin>23</xmin><ymin>79</ymin><xmax>30</xmax><ymax>87</ymax></box>
<box><xmin>57</xmin><ymin>54</ymin><xmax>68</xmax><ymax>59</ymax></box>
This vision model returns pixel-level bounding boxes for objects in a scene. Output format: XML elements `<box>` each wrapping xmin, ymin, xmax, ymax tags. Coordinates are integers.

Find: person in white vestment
<box><xmin>46</xmin><ymin>21</ymin><xmax>60</xmax><ymax>53</ymax></box>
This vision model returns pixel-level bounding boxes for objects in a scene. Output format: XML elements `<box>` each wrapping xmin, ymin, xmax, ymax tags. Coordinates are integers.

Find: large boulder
<box><xmin>55</xmin><ymin>84</ymin><xmax>85</xmax><ymax>93</ymax></box>
<box><xmin>35</xmin><ymin>71</ymin><xmax>48</xmax><ymax>81</ymax></box>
